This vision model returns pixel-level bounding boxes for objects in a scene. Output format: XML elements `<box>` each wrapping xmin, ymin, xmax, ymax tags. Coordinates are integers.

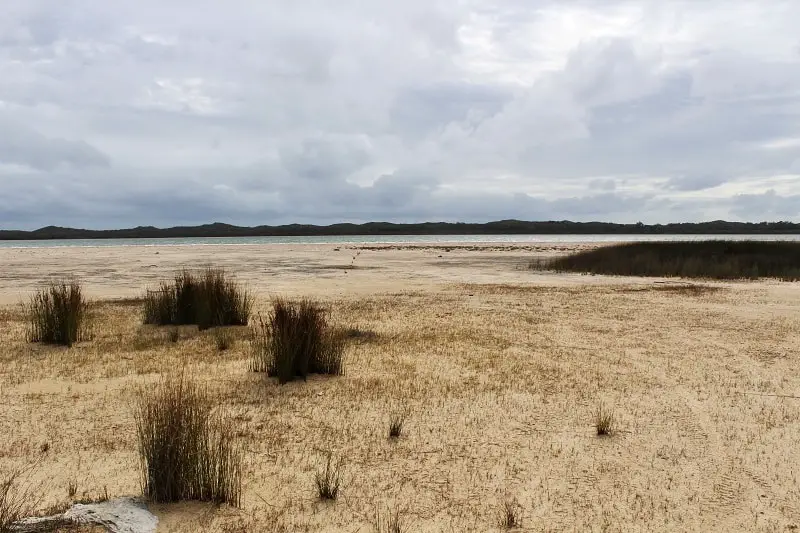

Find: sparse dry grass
<box><xmin>1</xmin><ymin>264</ymin><xmax>800</xmax><ymax>531</ymax></box>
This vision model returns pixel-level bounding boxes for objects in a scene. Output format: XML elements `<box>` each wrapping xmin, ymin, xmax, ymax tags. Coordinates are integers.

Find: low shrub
<box><xmin>26</xmin><ymin>280</ymin><xmax>89</xmax><ymax>347</ymax></box>
<box><xmin>135</xmin><ymin>375</ymin><xmax>242</xmax><ymax>506</ymax></box>
<box><xmin>251</xmin><ymin>299</ymin><xmax>345</xmax><ymax>384</ymax></box>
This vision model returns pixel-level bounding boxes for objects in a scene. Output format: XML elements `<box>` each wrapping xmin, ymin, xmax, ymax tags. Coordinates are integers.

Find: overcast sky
<box><xmin>1</xmin><ymin>1</ymin><xmax>799</xmax><ymax>229</ymax></box>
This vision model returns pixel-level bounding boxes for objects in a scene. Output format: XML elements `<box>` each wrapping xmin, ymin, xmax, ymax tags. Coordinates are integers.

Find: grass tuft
<box><xmin>388</xmin><ymin>409</ymin><xmax>408</xmax><ymax>439</ymax></box>
<box><xmin>212</xmin><ymin>328</ymin><xmax>235</xmax><ymax>351</ymax></box>
<box><xmin>532</xmin><ymin>240</ymin><xmax>800</xmax><ymax>280</ymax></box>
<box><xmin>375</xmin><ymin>506</ymin><xmax>405</xmax><ymax>533</ymax></box>
<box><xmin>314</xmin><ymin>453</ymin><xmax>342</xmax><ymax>501</ymax></box>
<box><xmin>167</xmin><ymin>327</ymin><xmax>180</xmax><ymax>343</ymax></box>
<box><xmin>26</xmin><ymin>280</ymin><xmax>89</xmax><ymax>347</ymax></box>
<box><xmin>0</xmin><ymin>468</ymin><xmax>38</xmax><ymax>532</ymax></box>
<box><xmin>595</xmin><ymin>403</ymin><xmax>615</xmax><ymax>436</ymax></box>
<box><xmin>135</xmin><ymin>374</ymin><xmax>242</xmax><ymax>506</ymax></box>
<box><xmin>498</xmin><ymin>498</ymin><xmax>520</xmax><ymax>529</ymax></box>
<box><xmin>251</xmin><ymin>299</ymin><xmax>345</xmax><ymax>384</ymax></box>
<box><xmin>143</xmin><ymin>268</ymin><xmax>252</xmax><ymax>330</ymax></box>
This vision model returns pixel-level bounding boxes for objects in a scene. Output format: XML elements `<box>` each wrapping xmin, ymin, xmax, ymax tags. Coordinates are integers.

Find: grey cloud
<box><xmin>1</xmin><ymin>0</ymin><xmax>799</xmax><ymax>229</ymax></box>
<box><xmin>664</xmin><ymin>175</ymin><xmax>727</xmax><ymax>192</ymax></box>
<box><xmin>0</xmin><ymin>117</ymin><xmax>110</xmax><ymax>171</ymax></box>
<box><xmin>390</xmin><ymin>83</ymin><xmax>511</xmax><ymax>138</ymax></box>
<box><xmin>731</xmin><ymin>190</ymin><xmax>800</xmax><ymax>219</ymax></box>
<box><xmin>589</xmin><ymin>179</ymin><xmax>616</xmax><ymax>191</ymax></box>
<box><xmin>279</xmin><ymin>135</ymin><xmax>373</xmax><ymax>182</ymax></box>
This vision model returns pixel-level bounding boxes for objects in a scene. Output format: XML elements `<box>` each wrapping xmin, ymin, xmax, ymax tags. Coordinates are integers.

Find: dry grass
<box><xmin>135</xmin><ymin>375</ymin><xmax>242</xmax><ymax>506</ymax></box>
<box><xmin>1</xmin><ymin>270</ymin><xmax>800</xmax><ymax>531</ymax></box>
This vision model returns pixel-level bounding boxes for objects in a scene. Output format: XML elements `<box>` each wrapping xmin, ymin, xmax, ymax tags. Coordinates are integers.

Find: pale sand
<box><xmin>0</xmin><ymin>242</ymin><xmax>589</xmax><ymax>305</ymax></box>
<box><xmin>1</xmin><ymin>243</ymin><xmax>800</xmax><ymax>532</ymax></box>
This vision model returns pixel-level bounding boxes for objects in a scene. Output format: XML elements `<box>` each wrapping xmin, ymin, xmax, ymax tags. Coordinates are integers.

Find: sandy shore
<box><xmin>1</xmin><ymin>243</ymin><xmax>799</xmax><ymax>532</ymax></box>
<box><xmin>0</xmin><ymin>242</ymin><xmax>598</xmax><ymax>305</ymax></box>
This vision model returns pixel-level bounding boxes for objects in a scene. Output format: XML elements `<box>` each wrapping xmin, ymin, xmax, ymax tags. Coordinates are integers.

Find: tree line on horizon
<box><xmin>1</xmin><ymin>220</ymin><xmax>799</xmax><ymax>240</ymax></box>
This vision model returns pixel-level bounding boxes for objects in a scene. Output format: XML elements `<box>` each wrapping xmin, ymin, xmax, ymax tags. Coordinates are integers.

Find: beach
<box><xmin>0</xmin><ymin>242</ymin><xmax>596</xmax><ymax>305</ymax></box>
<box><xmin>1</xmin><ymin>242</ymin><xmax>799</xmax><ymax>532</ymax></box>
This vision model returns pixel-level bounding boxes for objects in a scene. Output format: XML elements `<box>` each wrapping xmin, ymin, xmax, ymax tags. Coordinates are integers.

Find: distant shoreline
<box><xmin>3</xmin><ymin>233</ymin><xmax>800</xmax><ymax>250</ymax></box>
<box><xmin>2</xmin><ymin>219</ymin><xmax>800</xmax><ymax>241</ymax></box>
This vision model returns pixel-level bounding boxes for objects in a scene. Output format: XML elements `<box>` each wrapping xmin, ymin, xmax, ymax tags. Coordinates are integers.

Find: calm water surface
<box><xmin>1</xmin><ymin>234</ymin><xmax>799</xmax><ymax>248</ymax></box>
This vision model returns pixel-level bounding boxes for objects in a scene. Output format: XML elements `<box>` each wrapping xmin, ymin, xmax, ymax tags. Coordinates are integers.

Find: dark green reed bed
<box><xmin>532</xmin><ymin>240</ymin><xmax>800</xmax><ymax>280</ymax></box>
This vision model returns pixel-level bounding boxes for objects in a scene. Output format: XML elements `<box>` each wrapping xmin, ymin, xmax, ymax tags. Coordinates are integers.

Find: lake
<box><xmin>1</xmin><ymin>234</ymin><xmax>799</xmax><ymax>248</ymax></box>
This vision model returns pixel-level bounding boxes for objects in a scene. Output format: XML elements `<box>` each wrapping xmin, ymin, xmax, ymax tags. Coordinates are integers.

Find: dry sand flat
<box><xmin>1</xmin><ymin>243</ymin><xmax>800</xmax><ymax>532</ymax></box>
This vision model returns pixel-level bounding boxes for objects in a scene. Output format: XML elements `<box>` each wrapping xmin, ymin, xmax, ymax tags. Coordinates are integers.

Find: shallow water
<box><xmin>1</xmin><ymin>233</ymin><xmax>799</xmax><ymax>248</ymax></box>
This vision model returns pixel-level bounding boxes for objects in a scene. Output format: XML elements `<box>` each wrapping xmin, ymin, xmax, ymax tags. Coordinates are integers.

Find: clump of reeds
<box><xmin>143</xmin><ymin>268</ymin><xmax>251</xmax><ymax>330</ymax></box>
<box><xmin>251</xmin><ymin>298</ymin><xmax>345</xmax><ymax>384</ymax></box>
<box><xmin>26</xmin><ymin>280</ymin><xmax>89</xmax><ymax>347</ymax></box>
<box><xmin>135</xmin><ymin>375</ymin><xmax>242</xmax><ymax>506</ymax></box>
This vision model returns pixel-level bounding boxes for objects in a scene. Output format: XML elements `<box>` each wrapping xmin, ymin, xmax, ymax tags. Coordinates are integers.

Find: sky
<box><xmin>1</xmin><ymin>0</ymin><xmax>799</xmax><ymax>230</ymax></box>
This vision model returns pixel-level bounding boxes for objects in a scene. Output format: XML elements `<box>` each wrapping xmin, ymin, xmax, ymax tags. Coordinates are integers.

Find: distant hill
<box><xmin>1</xmin><ymin>220</ymin><xmax>799</xmax><ymax>240</ymax></box>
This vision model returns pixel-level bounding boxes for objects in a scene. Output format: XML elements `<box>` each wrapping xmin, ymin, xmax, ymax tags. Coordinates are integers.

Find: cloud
<box><xmin>0</xmin><ymin>116</ymin><xmax>110</xmax><ymax>171</ymax></box>
<box><xmin>0</xmin><ymin>0</ymin><xmax>799</xmax><ymax>229</ymax></box>
<box><xmin>731</xmin><ymin>190</ymin><xmax>800</xmax><ymax>219</ymax></box>
<box><xmin>664</xmin><ymin>175</ymin><xmax>727</xmax><ymax>192</ymax></box>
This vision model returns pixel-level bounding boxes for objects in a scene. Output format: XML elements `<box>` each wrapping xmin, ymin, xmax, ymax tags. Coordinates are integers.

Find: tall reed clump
<box><xmin>143</xmin><ymin>268</ymin><xmax>251</xmax><ymax>330</ymax></box>
<box><xmin>251</xmin><ymin>299</ymin><xmax>345</xmax><ymax>384</ymax></box>
<box><xmin>26</xmin><ymin>280</ymin><xmax>89</xmax><ymax>347</ymax></box>
<box><xmin>135</xmin><ymin>375</ymin><xmax>242</xmax><ymax>506</ymax></box>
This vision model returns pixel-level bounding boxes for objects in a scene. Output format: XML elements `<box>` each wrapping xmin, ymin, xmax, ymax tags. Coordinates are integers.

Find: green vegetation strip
<box><xmin>532</xmin><ymin>240</ymin><xmax>800</xmax><ymax>280</ymax></box>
